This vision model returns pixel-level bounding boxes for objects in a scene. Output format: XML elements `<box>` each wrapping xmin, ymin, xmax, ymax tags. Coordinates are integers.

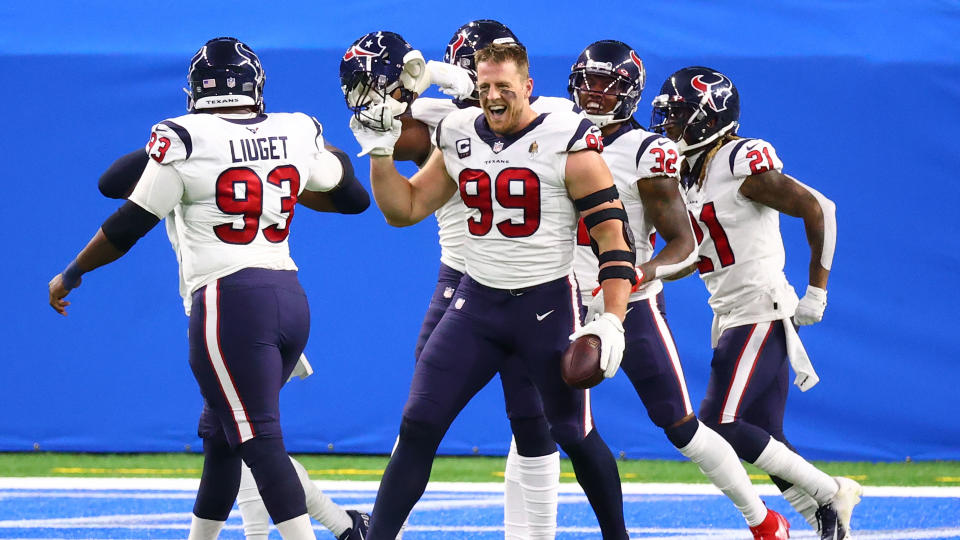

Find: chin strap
<box><xmin>679</xmin><ymin>120</ymin><xmax>738</xmax><ymax>154</ymax></box>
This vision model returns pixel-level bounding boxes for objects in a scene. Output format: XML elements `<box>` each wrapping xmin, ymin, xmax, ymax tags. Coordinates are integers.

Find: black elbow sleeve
<box><xmin>327</xmin><ymin>148</ymin><xmax>370</xmax><ymax>214</ymax></box>
<box><xmin>100</xmin><ymin>201</ymin><xmax>160</xmax><ymax>252</ymax></box>
<box><xmin>98</xmin><ymin>149</ymin><xmax>150</xmax><ymax>199</ymax></box>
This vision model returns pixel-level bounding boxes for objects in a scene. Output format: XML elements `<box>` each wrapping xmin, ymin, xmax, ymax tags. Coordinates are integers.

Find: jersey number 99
<box><xmin>459</xmin><ymin>168</ymin><xmax>541</xmax><ymax>238</ymax></box>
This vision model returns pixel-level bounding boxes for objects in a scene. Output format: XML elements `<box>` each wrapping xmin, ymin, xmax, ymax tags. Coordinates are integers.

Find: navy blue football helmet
<box><xmin>443</xmin><ymin>19</ymin><xmax>523</xmax><ymax>104</ymax></box>
<box><xmin>340</xmin><ymin>31</ymin><xmax>423</xmax><ymax>130</ymax></box>
<box><xmin>187</xmin><ymin>37</ymin><xmax>265</xmax><ymax>113</ymax></box>
<box><xmin>568</xmin><ymin>40</ymin><xmax>645</xmax><ymax>128</ymax></box>
<box><xmin>650</xmin><ymin>66</ymin><xmax>740</xmax><ymax>153</ymax></box>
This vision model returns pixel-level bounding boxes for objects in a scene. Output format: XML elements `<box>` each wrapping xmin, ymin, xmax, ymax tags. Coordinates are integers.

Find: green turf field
<box><xmin>1</xmin><ymin>453</ymin><xmax>958</xmax><ymax>486</ymax></box>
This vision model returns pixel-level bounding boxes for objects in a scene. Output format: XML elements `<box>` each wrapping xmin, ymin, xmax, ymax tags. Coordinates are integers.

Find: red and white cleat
<box><xmin>750</xmin><ymin>508</ymin><xmax>791</xmax><ymax>539</ymax></box>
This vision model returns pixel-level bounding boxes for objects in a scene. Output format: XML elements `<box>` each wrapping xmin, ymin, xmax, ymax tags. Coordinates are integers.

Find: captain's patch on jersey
<box><xmin>456</xmin><ymin>138</ymin><xmax>471</xmax><ymax>158</ymax></box>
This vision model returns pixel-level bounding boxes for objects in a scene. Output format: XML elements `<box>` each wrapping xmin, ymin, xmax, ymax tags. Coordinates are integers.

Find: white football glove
<box><xmin>401</xmin><ymin>50</ymin><xmax>431</xmax><ymax>96</ymax></box>
<box><xmin>426</xmin><ymin>60</ymin><xmax>475</xmax><ymax>101</ymax></box>
<box><xmin>793</xmin><ymin>285</ymin><xmax>827</xmax><ymax>326</ymax></box>
<box><xmin>569</xmin><ymin>312</ymin><xmax>625</xmax><ymax>379</ymax></box>
<box><xmin>349</xmin><ymin>105</ymin><xmax>401</xmax><ymax>157</ymax></box>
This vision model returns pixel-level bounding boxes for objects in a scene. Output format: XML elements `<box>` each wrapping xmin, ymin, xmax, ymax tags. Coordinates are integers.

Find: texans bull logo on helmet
<box><xmin>447</xmin><ymin>33</ymin><xmax>468</xmax><ymax>68</ymax></box>
<box><xmin>691</xmin><ymin>73</ymin><xmax>734</xmax><ymax>113</ymax></box>
<box><xmin>342</xmin><ymin>35</ymin><xmax>389</xmax><ymax>71</ymax></box>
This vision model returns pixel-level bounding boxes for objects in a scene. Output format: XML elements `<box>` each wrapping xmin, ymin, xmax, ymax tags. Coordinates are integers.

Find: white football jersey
<box><xmin>129</xmin><ymin>112</ymin><xmax>343</xmax><ymax>296</ymax></box>
<box><xmin>161</xmin><ymin>209</ymin><xmax>192</xmax><ymax>314</ymax></box>
<box><xmin>572</xmin><ymin>123</ymin><xmax>682</xmax><ymax>302</ymax></box>
<box><xmin>436</xmin><ymin>107</ymin><xmax>601</xmax><ymax>289</ymax></box>
<box><xmin>683</xmin><ymin>137</ymin><xmax>799</xmax><ymax>335</ymax></box>
<box><xmin>411</xmin><ymin>96</ymin><xmax>575</xmax><ymax>273</ymax></box>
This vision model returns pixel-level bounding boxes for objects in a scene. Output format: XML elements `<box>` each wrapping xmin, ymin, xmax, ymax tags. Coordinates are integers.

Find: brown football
<box><xmin>561</xmin><ymin>334</ymin><xmax>604</xmax><ymax>389</ymax></box>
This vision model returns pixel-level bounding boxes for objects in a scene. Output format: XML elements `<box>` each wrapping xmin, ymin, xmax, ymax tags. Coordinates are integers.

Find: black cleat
<box><xmin>816</xmin><ymin>502</ymin><xmax>845</xmax><ymax>540</ymax></box>
<box><xmin>338</xmin><ymin>510</ymin><xmax>370</xmax><ymax>540</ymax></box>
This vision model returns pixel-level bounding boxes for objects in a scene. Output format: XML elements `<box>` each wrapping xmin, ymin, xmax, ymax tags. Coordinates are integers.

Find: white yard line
<box><xmin>1</xmin><ymin>477</ymin><xmax>958</xmax><ymax>498</ymax></box>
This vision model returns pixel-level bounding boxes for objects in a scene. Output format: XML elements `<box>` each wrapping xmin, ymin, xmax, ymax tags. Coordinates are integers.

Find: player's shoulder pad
<box><xmin>728</xmin><ymin>137</ymin><xmax>783</xmax><ymax>177</ymax></box>
<box><xmin>146</xmin><ymin>116</ymin><xmax>193</xmax><ymax>165</ymax></box>
<box><xmin>410</xmin><ymin>97</ymin><xmax>458</xmax><ymax>128</ymax></box>
<box><xmin>530</xmin><ymin>95</ymin><xmax>576</xmax><ymax>114</ymax></box>
<box><xmin>635</xmin><ymin>133</ymin><xmax>681</xmax><ymax>179</ymax></box>
<box><xmin>561</xmin><ymin>112</ymin><xmax>604</xmax><ymax>153</ymax></box>
<box><xmin>435</xmin><ymin>107</ymin><xmax>479</xmax><ymax>149</ymax></box>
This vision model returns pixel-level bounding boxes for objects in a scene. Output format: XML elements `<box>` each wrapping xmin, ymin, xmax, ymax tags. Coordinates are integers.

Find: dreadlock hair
<box><xmin>682</xmin><ymin>132</ymin><xmax>742</xmax><ymax>189</ymax></box>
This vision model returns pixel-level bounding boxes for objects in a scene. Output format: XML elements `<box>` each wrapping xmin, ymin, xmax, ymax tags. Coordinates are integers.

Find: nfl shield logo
<box><xmin>493</xmin><ymin>140</ymin><xmax>504</xmax><ymax>153</ymax></box>
<box><xmin>226</xmin><ymin>77</ymin><xmax>236</xmax><ymax>88</ymax></box>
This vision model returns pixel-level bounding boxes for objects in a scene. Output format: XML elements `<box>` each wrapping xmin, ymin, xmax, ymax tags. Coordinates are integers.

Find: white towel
<box><xmin>287</xmin><ymin>353</ymin><xmax>314</xmax><ymax>382</ymax></box>
<box><xmin>782</xmin><ymin>319</ymin><xmax>819</xmax><ymax>391</ymax></box>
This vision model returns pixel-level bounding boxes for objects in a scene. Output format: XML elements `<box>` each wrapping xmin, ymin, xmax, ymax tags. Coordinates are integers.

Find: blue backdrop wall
<box><xmin>2</xmin><ymin>1</ymin><xmax>958</xmax><ymax>461</ymax></box>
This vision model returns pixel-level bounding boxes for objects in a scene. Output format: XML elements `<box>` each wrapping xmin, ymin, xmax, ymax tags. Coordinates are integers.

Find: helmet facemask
<box><xmin>570</xmin><ymin>69</ymin><xmax>639</xmax><ymax>128</ymax></box>
<box><xmin>650</xmin><ymin>96</ymin><xmax>736</xmax><ymax>154</ymax></box>
<box><xmin>340</xmin><ymin>32</ymin><xmax>428</xmax><ymax>132</ymax></box>
<box><xmin>342</xmin><ymin>70</ymin><xmax>413</xmax><ymax>132</ymax></box>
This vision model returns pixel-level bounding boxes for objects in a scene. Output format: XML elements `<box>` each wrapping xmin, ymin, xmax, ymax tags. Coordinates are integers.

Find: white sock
<box><xmin>275</xmin><ymin>513</ymin><xmax>316</xmax><ymax>540</ymax></box>
<box><xmin>677</xmin><ymin>422</ymin><xmax>767</xmax><ymax>526</ymax></box>
<box><xmin>753</xmin><ymin>438</ymin><xmax>839</xmax><ymax>504</ymax></box>
<box><xmin>516</xmin><ymin>446</ymin><xmax>560</xmax><ymax>539</ymax></box>
<box><xmin>503</xmin><ymin>438</ymin><xmax>528</xmax><ymax>539</ymax></box>
<box><xmin>290</xmin><ymin>457</ymin><xmax>351</xmax><ymax>537</ymax></box>
<box><xmin>782</xmin><ymin>485</ymin><xmax>820</xmax><ymax>530</ymax></box>
<box><xmin>237</xmin><ymin>463</ymin><xmax>270</xmax><ymax>539</ymax></box>
<box><xmin>187</xmin><ymin>514</ymin><xmax>225</xmax><ymax>540</ymax></box>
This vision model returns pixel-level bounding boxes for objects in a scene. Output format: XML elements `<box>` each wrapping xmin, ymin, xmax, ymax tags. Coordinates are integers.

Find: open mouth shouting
<box><xmin>486</xmin><ymin>103</ymin><xmax>508</xmax><ymax>120</ymax></box>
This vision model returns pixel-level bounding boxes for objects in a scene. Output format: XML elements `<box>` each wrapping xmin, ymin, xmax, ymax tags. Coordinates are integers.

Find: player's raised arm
<box><xmin>367</xmin><ymin>141</ymin><xmax>457</xmax><ymax>227</ymax></box>
<box><xmin>739</xmin><ymin>168</ymin><xmax>836</xmax><ymax>325</ymax></box>
<box><xmin>296</xmin><ymin>140</ymin><xmax>371</xmax><ymax>214</ymax></box>
<box><xmin>339</xmin><ymin>31</ymin><xmax>455</xmax><ymax>227</ymax></box>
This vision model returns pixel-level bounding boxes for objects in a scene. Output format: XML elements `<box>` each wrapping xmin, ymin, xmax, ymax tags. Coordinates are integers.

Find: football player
<box><xmin>341</xmin><ymin>22</ymin><xmax>569</xmax><ymax>539</ymax></box>
<box><xmin>97</xmin><ymin>148</ymin><xmax>369</xmax><ymax>540</ymax></box>
<box><xmin>350</xmin><ymin>42</ymin><xmax>634</xmax><ymax>540</ymax></box>
<box><xmin>569</xmin><ymin>40</ymin><xmax>790</xmax><ymax>538</ymax></box>
<box><xmin>49</xmin><ymin>37</ymin><xmax>365</xmax><ymax>540</ymax></box>
<box><xmin>651</xmin><ymin>66</ymin><xmax>861</xmax><ymax>539</ymax></box>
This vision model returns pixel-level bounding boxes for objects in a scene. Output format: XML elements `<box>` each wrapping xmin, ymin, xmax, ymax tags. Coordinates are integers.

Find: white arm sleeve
<box><xmin>304</xmin><ymin>151</ymin><xmax>344</xmax><ymax>192</ymax></box>
<box><xmin>788</xmin><ymin>175</ymin><xmax>837</xmax><ymax>271</ymax></box>
<box><xmin>128</xmin><ymin>159</ymin><xmax>183</xmax><ymax>219</ymax></box>
<box><xmin>652</xmin><ymin>242</ymin><xmax>698</xmax><ymax>280</ymax></box>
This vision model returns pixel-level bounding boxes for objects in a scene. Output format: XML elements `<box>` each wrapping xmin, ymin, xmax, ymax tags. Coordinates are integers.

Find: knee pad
<box><xmin>399</xmin><ymin>416</ymin><xmax>446</xmax><ymax>449</ymax></box>
<box><xmin>548</xmin><ymin>422</ymin><xmax>582</xmax><ymax>449</ymax></box>
<box><xmin>663</xmin><ymin>417</ymin><xmax>699</xmax><ymax>449</ymax></box>
<box><xmin>239</xmin><ymin>436</ymin><xmax>288</xmax><ymax>470</ymax></box>
<box><xmin>202</xmin><ymin>431</ymin><xmax>234</xmax><ymax>458</ymax></box>
<box><xmin>646</xmin><ymin>400</ymin><xmax>688</xmax><ymax>430</ymax></box>
<box><xmin>704</xmin><ymin>419</ymin><xmax>769</xmax><ymax>463</ymax></box>
<box><xmin>510</xmin><ymin>416</ymin><xmax>557</xmax><ymax>457</ymax></box>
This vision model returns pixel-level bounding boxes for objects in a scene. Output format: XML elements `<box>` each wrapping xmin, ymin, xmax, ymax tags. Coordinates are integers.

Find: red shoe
<box><xmin>750</xmin><ymin>508</ymin><xmax>790</xmax><ymax>539</ymax></box>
